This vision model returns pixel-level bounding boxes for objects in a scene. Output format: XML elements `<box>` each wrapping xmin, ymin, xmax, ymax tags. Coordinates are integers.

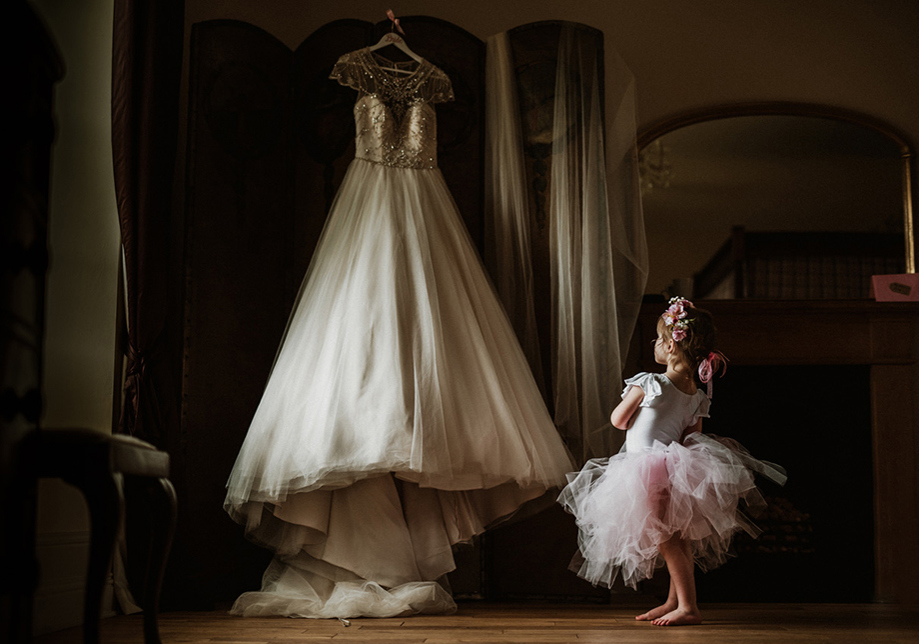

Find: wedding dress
<box><xmin>224</xmin><ymin>46</ymin><xmax>574</xmax><ymax>619</ymax></box>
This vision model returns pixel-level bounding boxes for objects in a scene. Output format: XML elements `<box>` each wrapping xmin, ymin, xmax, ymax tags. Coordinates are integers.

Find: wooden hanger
<box><xmin>368</xmin><ymin>10</ymin><xmax>422</xmax><ymax>73</ymax></box>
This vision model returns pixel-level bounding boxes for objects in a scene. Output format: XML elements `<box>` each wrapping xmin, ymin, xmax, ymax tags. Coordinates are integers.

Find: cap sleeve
<box><xmin>329</xmin><ymin>51</ymin><xmax>366</xmax><ymax>93</ymax></box>
<box><xmin>692</xmin><ymin>393</ymin><xmax>711</xmax><ymax>423</ymax></box>
<box><xmin>623</xmin><ymin>372</ymin><xmax>662</xmax><ymax>407</ymax></box>
<box><xmin>423</xmin><ymin>67</ymin><xmax>454</xmax><ymax>104</ymax></box>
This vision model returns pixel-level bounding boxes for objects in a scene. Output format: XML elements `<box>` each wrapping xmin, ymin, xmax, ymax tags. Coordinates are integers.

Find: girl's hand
<box><xmin>610</xmin><ymin>385</ymin><xmax>644</xmax><ymax>430</ymax></box>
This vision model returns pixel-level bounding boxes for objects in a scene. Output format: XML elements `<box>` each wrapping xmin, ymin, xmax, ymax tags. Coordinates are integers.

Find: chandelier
<box><xmin>638</xmin><ymin>139</ymin><xmax>673</xmax><ymax>196</ymax></box>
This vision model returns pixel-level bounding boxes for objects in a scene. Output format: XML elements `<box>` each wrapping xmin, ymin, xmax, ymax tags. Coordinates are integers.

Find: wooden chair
<box><xmin>2</xmin><ymin>5</ymin><xmax>176</xmax><ymax>644</ymax></box>
<box><xmin>30</xmin><ymin>429</ymin><xmax>177</xmax><ymax>644</ymax></box>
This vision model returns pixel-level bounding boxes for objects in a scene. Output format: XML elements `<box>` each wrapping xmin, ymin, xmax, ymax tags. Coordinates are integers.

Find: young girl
<box><xmin>558</xmin><ymin>297</ymin><xmax>785</xmax><ymax>626</ymax></box>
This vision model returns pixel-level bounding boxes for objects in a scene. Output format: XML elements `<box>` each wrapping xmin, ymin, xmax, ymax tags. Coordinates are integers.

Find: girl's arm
<box><xmin>680</xmin><ymin>418</ymin><xmax>703</xmax><ymax>443</ymax></box>
<box><xmin>610</xmin><ymin>385</ymin><xmax>645</xmax><ymax>430</ymax></box>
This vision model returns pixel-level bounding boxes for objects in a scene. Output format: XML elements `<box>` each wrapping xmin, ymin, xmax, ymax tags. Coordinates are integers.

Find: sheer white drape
<box><xmin>484</xmin><ymin>32</ymin><xmax>545</xmax><ymax>394</ymax></box>
<box><xmin>485</xmin><ymin>25</ymin><xmax>648</xmax><ymax>464</ymax></box>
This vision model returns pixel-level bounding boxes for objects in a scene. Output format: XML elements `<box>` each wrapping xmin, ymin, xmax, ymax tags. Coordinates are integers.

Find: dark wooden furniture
<box><xmin>693</xmin><ymin>227</ymin><xmax>905</xmax><ymax>299</ymax></box>
<box><xmin>29</xmin><ymin>430</ymin><xmax>177</xmax><ymax>644</ymax></box>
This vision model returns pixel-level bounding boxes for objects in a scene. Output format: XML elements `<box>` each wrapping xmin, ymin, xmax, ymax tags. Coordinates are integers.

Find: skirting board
<box><xmin>33</xmin><ymin>529</ymin><xmax>115</xmax><ymax>636</ymax></box>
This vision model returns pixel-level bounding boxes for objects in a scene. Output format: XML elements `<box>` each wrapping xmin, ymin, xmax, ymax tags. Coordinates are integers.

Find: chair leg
<box><xmin>70</xmin><ymin>470</ymin><xmax>123</xmax><ymax>644</ymax></box>
<box><xmin>141</xmin><ymin>477</ymin><xmax>177</xmax><ymax>644</ymax></box>
<box><xmin>4</xmin><ymin>470</ymin><xmax>39</xmax><ymax>644</ymax></box>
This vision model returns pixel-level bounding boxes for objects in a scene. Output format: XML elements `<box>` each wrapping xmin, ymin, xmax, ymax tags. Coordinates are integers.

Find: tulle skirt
<box><xmin>225</xmin><ymin>159</ymin><xmax>574</xmax><ymax>617</ymax></box>
<box><xmin>558</xmin><ymin>433</ymin><xmax>786</xmax><ymax>590</ymax></box>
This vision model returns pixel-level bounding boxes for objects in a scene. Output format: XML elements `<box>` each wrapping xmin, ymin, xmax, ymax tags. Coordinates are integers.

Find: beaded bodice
<box><xmin>330</xmin><ymin>48</ymin><xmax>454</xmax><ymax>170</ymax></box>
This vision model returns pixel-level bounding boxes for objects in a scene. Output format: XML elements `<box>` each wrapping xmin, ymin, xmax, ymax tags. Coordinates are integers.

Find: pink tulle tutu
<box><xmin>558</xmin><ymin>432</ymin><xmax>786</xmax><ymax>589</ymax></box>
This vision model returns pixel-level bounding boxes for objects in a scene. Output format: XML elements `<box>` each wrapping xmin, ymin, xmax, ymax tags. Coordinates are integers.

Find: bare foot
<box><xmin>635</xmin><ymin>602</ymin><xmax>676</xmax><ymax>621</ymax></box>
<box><xmin>651</xmin><ymin>607</ymin><xmax>702</xmax><ymax>626</ymax></box>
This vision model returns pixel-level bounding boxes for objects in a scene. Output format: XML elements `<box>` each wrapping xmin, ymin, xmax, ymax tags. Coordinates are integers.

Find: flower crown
<box><xmin>663</xmin><ymin>296</ymin><xmax>693</xmax><ymax>342</ymax></box>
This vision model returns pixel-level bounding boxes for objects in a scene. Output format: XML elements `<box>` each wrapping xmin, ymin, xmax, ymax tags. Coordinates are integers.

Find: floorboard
<box><xmin>33</xmin><ymin>602</ymin><xmax>919</xmax><ymax>644</ymax></box>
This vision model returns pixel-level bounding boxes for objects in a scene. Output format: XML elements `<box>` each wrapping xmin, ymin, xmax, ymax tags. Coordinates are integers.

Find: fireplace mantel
<box><xmin>633</xmin><ymin>300</ymin><xmax>919</xmax><ymax>604</ymax></box>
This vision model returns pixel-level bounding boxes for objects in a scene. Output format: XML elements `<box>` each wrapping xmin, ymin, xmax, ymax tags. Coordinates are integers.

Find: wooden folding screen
<box><xmin>180</xmin><ymin>16</ymin><xmax>613</xmax><ymax>606</ymax></box>
<box><xmin>181</xmin><ymin>17</ymin><xmax>485</xmax><ymax>604</ymax></box>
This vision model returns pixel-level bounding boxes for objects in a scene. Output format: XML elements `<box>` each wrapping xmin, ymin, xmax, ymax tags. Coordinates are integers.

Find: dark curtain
<box><xmin>111</xmin><ymin>0</ymin><xmax>185</xmax><ymax>448</ymax></box>
<box><xmin>111</xmin><ymin>0</ymin><xmax>187</xmax><ymax>609</ymax></box>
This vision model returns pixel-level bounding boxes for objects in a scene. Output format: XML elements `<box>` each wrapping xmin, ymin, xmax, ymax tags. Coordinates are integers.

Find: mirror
<box><xmin>638</xmin><ymin>110</ymin><xmax>913</xmax><ymax>299</ymax></box>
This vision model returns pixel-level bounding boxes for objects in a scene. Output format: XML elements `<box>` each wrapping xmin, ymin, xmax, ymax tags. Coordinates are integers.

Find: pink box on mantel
<box><xmin>871</xmin><ymin>274</ymin><xmax>919</xmax><ymax>301</ymax></box>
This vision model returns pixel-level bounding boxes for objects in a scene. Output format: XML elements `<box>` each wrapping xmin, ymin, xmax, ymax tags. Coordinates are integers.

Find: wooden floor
<box><xmin>34</xmin><ymin>603</ymin><xmax>919</xmax><ymax>644</ymax></box>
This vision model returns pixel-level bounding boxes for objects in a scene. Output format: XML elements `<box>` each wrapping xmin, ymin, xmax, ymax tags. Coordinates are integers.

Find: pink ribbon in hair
<box><xmin>698</xmin><ymin>350</ymin><xmax>728</xmax><ymax>398</ymax></box>
<box><xmin>386</xmin><ymin>9</ymin><xmax>406</xmax><ymax>35</ymax></box>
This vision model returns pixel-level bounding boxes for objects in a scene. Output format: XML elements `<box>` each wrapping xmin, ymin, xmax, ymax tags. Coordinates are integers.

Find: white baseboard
<box><xmin>33</xmin><ymin>529</ymin><xmax>115</xmax><ymax>636</ymax></box>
